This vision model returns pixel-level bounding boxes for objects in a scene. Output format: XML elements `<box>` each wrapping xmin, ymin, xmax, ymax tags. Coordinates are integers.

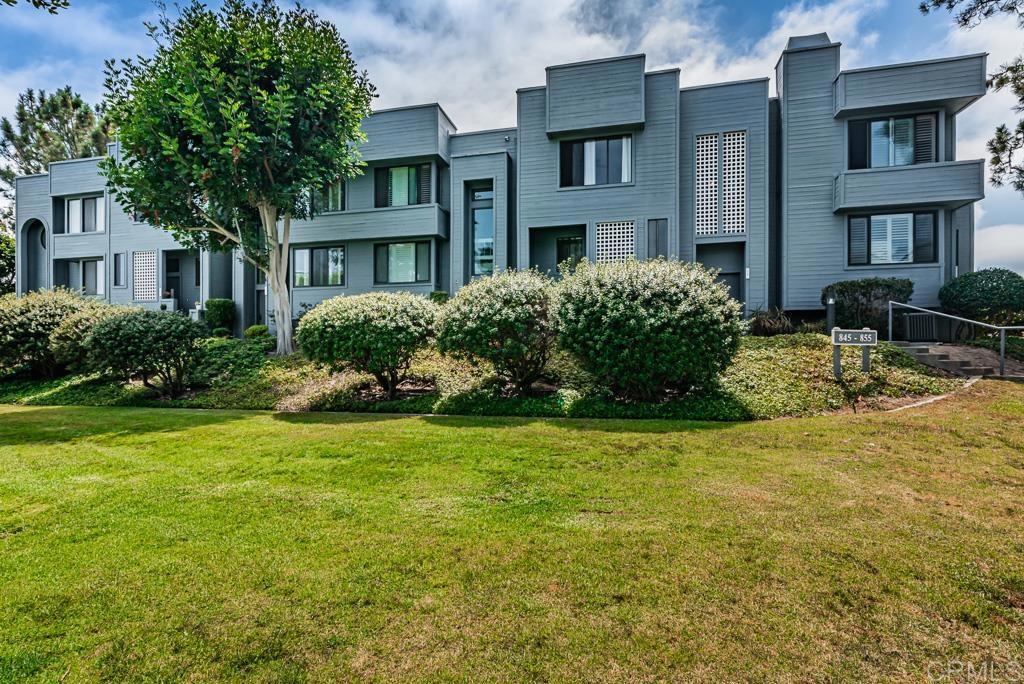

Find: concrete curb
<box><xmin>887</xmin><ymin>376</ymin><xmax>982</xmax><ymax>413</ymax></box>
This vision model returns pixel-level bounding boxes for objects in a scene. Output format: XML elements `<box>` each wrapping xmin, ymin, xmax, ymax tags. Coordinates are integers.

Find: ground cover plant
<box><xmin>0</xmin><ymin>380</ymin><xmax>1022</xmax><ymax>681</ymax></box>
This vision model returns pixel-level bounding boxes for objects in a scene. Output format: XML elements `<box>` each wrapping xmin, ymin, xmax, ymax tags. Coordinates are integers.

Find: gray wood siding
<box><xmin>14</xmin><ymin>175</ymin><xmax>51</xmax><ymax>294</ymax></box>
<box><xmin>679</xmin><ymin>78</ymin><xmax>770</xmax><ymax>311</ymax></box>
<box><xmin>359</xmin><ymin>105</ymin><xmax>448</xmax><ymax>163</ymax></box>
<box><xmin>518</xmin><ymin>70</ymin><xmax>679</xmax><ymax>267</ymax></box>
<box><xmin>48</xmin><ymin>158</ymin><xmax>106</xmax><ymax>196</ymax></box>
<box><xmin>451</xmin><ymin>129</ymin><xmax>516</xmax><ymax>156</ymax></box>
<box><xmin>834</xmin><ymin>160</ymin><xmax>984</xmax><ymax>212</ymax></box>
<box><xmin>290</xmin><ymin>204</ymin><xmax>448</xmax><ymax>243</ymax></box>
<box><xmin>450</xmin><ymin>152</ymin><xmax>511</xmax><ymax>290</ymax></box>
<box><xmin>546</xmin><ymin>56</ymin><xmax>645</xmax><ymax>135</ymax></box>
<box><xmin>834</xmin><ymin>54</ymin><xmax>986</xmax><ymax>117</ymax></box>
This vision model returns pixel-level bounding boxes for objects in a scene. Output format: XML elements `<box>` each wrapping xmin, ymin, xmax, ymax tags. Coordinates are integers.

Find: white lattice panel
<box><xmin>722</xmin><ymin>131</ymin><xmax>746</xmax><ymax>234</ymax></box>
<box><xmin>695</xmin><ymin>134</ymin><xmax>718</xmax><ymax>236</ymax></box>
<box><xmin>133</xmin><ymin>250</ymin><xmax>157</xmax><ymax>301</ymax></box>
<box><xmin>595</xmin><ymin>221</ymin><xmax>635</xmax><ymax>262</ymax></box>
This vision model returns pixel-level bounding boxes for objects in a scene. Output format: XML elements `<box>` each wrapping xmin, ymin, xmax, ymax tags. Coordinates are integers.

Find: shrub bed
<box><xmin>204</xmin><ymin>298</ymin><xmax>236</xmax><ymax>332</ymax></box>
<box><xmin>84</xmin><ymin>309</ymin><xmax>208</xmax><ymax>398</ymax></box>
<box><xmin>555</xmin><ymin>259</ymin><xmax>744</xmax><ymax>400</ymax></box>
<box><xmin>50</xmin><ymin>303</ymin><xmax>134</xmax><ymax>373</ymax></box>
<box><xmin>436</xmin><ymin>269</ymin><xmax>556</xmax><ymax>395</ymax></box>
<box><xmin>297</xmin><ymin>292</ymin><xmax>437</xmax><ymax>399</ymax></box>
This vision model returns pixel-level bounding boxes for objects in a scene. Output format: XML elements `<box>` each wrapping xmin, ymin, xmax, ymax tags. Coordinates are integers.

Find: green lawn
<box><xmin>1</xmin><ymin>381</ymin><xmax>1023</xmax><ymax>682</ymax></box>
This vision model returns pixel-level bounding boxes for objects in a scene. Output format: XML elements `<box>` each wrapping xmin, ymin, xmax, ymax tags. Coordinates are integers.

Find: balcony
<box><xmin>833</xmin><ymin>159</ymin><xmax>984</xmax><ymax>213</ymax></box>
<box><xmin>833</xmin><ymin>54</ymin><xmax>986</xmax><ymax>118</ymax></box>
<box><xmin>291</xmin><ymin>203</ymin><xmax>449</xmax><ymax>243</ymax></box>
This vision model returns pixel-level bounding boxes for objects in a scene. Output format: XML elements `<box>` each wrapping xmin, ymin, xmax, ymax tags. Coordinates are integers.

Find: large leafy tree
<box><xmin>102</xmin><ymin>0</ymin><xmax>376</xmax><ymax>354</ymax></box>
<box><xmin>922</xmin><ymin>0</ymin><xmax>1024</xmax><ymax>191</ymax></box>
<box><xmin>0</xmin><ymin>86</ymin><xmax>110</xmax><ymax>238</ymax></box>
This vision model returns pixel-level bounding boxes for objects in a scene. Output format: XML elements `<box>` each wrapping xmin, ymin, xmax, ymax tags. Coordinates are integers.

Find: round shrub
<box><xmin>436</xmin><ymin>269</ymin><xmax>557</xmax><ymax>395</ymax></box>
<box><xmin>555</xmin><ymin>259</ymin><xmax>744</xmax><ymax>400</ymax></box>
<box><xmin>211</xmin><ymin>326</ymin><xmax>231</xmax><ymax>338</ymax></box>
<box><xmin>939</xmin><ymin>268</ymin><xmax>1024</xmax><ymax>326</ymax></box>
<box><xmin>244</xmin><ymin>324</ymin><xmax>270</xmax><ymax>339</ymax></box>
<box><xmin>297</xmin><ymin>292</ymin><xmax>437</xmax><ymax>399</ymax></box>
<box><xmin>49</xmin><ymin>303</ymin><xmax>133</xmax><ymax>372</ymax></box>
<box><xmin>204</xmin><ymin>298</ymin><xmax>235</xmax><ymax>331</ymax></box>
<box><xmin>0</xmin><ymin>288</ymin><xmax>95</xmax><ymax>377</ymax></box>
<box><xmin>84</xmin><ymin>309</ymin><xmax>208</xmax><ymax>398</ymax></box>
<box><xmin>821</xmin><ymin>277</ymin><xmax>913</xmax><ymax>334</ymax></box>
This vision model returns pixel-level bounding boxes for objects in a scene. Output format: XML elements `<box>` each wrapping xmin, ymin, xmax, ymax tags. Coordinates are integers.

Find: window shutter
<box><xmin>913</xmin><ymin>213</ymin><xmax>936</xmax><ymax>263</ymax></box>
<box><xmin>418</xmin><ymin>164</ymin><xmax>431</xmax><ymax>204</ymax></box>
<box><xmin>849</xmin><ymin>217</ymin><xmax>869</xmax><ymax>265</ymax></box>
<box><xmin>889</xmin><ymin>214</ymin><xmax>913</xmax><ymax>263</ymax></box>
<box><xmin>848</xmin><ymin>120</ymin><xmax>868</xmax><ymax>170</ymax></box>
<box><xmin>374</xmin><ymin>168</ymin><xmax>388</xmax><ymax>208</ymax></box>
<box><xmin>914</xmin><ymin>114</ymin><xmax>936</xmax><ymax>164</ymax></box>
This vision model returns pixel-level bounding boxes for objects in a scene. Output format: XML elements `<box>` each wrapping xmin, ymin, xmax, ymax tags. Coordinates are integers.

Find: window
<box><xmin>848</xmin><ymin>212</ymin><xmax>938</xmax><ymax>266</ymax></box>
<box><xmin>559</xmin><ymin>135</ymin><xmax>632</xmax><ymax>187</ymax></box>
<box><xmin>292</xmin><ymin>246</ymin><xmax>345</xmax><ymax>287</ymax></box>
<box><xmin>849</xmin><ymin>114</ymin><xmax>937</xmax><ymax>169</ymax></box>
<box><xmin>375</xmin><ymin>164</ymin><xmax>432</xmax><ymax>207</ymax></box>
<box><xmin>695</xmin><ymin>131</ymin><xmax>747</xmax><ymax>236</ymax></box>
<box><xmin>595</xmin><ymin>221</ymin><xmax>635</xmax><ymax>262</ymax></box>
<box><xmin>314</xmin><ymin>180</ymin><xmax>345</xmax><ymax>212</ymax></box>
<box><xmin>374</xmin><ymin>241</ymin><xmax>430</xmax><ymax>284</ymax></box>
<box><xmin>133</xmin><ymin>251</ymin><xmax>158</xmax><ymax>301</ymax></box>
<box><xmin>113</xmin><ymin>253</ymin><xmax>126</xmax><ymax>287</ymax></box>
<box><xmin>556</xmin><ymin>236</ymin><xmax>585</xmax><ymax>270</ymax></box>
<box><xmin>66</xmin><ymin>196</ymin><xmax>104</xmax><ymax>234</ymax></box>
<box><xmin>80</xmin><ymin>259</ymin><xmax>104</xmax><ymax>296</ymax></box>
<box><xmin>469</xmin><ymin>182</ymin><xmax>494</xmax><ymax>276</ymax></box>
<box><xmin>194</xmin><ymin>256</ymin><xmax>201</xmax><ymax>287</ymax></box>
<box><xmin>647</xmin><ymin>218</ymin><xmax>669</xmax><ymax>258</ymax></box>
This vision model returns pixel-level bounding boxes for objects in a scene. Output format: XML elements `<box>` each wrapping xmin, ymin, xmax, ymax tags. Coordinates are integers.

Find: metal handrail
<box><xmin>888</xmin><ymin>301</ymin><xmax>1024</xmax><ymax>377</ymax></box>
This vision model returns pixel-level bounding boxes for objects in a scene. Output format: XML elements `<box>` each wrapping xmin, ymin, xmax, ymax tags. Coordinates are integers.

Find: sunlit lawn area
<box><xmin>1</xmin><ymin>380</ymin><xmax>1023</xmax><ymax>682</ymax></box>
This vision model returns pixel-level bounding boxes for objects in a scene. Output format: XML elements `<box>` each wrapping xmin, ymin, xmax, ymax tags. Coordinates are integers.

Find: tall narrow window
<box><xmin>695</xmin><ymin>133</ymin><xmax>718</xmax><ymax>236</ymax></box>
<box><xmin>80</xmin><ymin>259</ymin><xmax>104</xmax><ymax>296</ymax></box>
<box><xmin>314</xmin><ymin>180</ymin><xmax>345</xmax><ymax>212</ymax></box>
<box><xmin>374</xmin><ymin>164</ymin><xmax>431</xmax><ymax>207</ymax></box>
<box><xmin>194</xmin><ymin>256</ymin><xmax>201</xmax><ymax>287</ymax></box>
<box><xmin>374</xmin><ymin>241</ymin><xmax>430</xmax><ymax>284</ymax></box>
<box><xmin>559</xmin><ymin>135</ymin><xmax>631</xmax><ymax>187</ymax></box>
<box><xmin>113</xmin><ymin>253</ymin><xmax>126</xmax><ymax>287</ymax></box>
<box><xmin>67</xmin><ymin>198</ymin><xmax>82</xmax><ymax>234</ymax></box>
<box><xmin>469</xmin><ymin>182</ymin><xmax>494</xmax><ymax>276</ymax></box>
<box><xmin>292</xmin><ymin>248</ymin><xmax>311</xmax><ymax>287</ymax></box>
<box><xmin>647</xmin><ymin>218</ymin><xmax>669</xmax><ymax>258</ymax></box>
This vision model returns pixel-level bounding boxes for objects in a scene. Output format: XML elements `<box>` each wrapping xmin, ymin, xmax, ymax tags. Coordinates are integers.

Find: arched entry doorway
<box><xmin>22</xmin><ymin>219</ymin><xmax>48</xmax><ymax>292</ymax></box>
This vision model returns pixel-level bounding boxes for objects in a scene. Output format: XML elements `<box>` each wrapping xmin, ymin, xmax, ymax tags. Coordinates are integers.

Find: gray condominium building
<box><xmin>14</xmin><ymin>33</ymin><xmax>987</xmax><ymax>332</ymax></box>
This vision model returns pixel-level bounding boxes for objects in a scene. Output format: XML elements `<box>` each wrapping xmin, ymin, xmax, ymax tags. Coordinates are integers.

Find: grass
<box><xmin>0</xmin><ymin>334</ymin><xmax>958</xmax><ymax>420</ymax></box>
<box><xmin>0</xmin><ymin>379</ymin><xmax>1022</xmax><ymax>681</ymax></box>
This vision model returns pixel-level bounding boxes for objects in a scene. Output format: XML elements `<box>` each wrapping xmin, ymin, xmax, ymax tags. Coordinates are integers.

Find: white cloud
<box><xmin>976</xmin><ymin>224</ymin><xmax>1024</xmax><ymax>272</ymax></box>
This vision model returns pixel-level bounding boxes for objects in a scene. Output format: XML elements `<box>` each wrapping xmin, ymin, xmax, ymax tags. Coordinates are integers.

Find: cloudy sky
<box><xmin>1</xmin><ymin>0</ymin><xmax>1021</xmax><ymax>272</ymax></box>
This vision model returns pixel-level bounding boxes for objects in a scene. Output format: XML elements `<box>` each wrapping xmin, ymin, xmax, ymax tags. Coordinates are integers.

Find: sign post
<box><xmin>831</xmin><ymin>327</ymin><xmax>878</xmax><ymax>380</ymax></box>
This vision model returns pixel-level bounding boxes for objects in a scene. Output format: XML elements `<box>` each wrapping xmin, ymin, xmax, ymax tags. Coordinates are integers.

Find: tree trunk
<box><xmin>259</xmin><ymin>203</ymin><xmax>294</xmax><ymax>355</ymax></box>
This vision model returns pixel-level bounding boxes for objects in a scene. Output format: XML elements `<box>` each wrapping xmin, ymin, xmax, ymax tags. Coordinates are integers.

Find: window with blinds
<box><xmin>133</xmin><ymin>251</ymin><xmax>157</xmax><ymax>301</ymax></box>
<box><xmin>848</xmin><ymin>212</ymin><xmax>937</xmax><ymax>266</ymax></box>
<box><xmin>374</xmin><ymin>164</ymin><xmax>432</xmax><ymax>208</ymax></box>
<box><xmin>849</xmin><ymin>113</ymin><xmax>937</xmax><ymax>169</ymax></box>
<box><xmin>595</xmin><ymin>221</ymin><xmax>635</xmax><ymax>262</ymax></box>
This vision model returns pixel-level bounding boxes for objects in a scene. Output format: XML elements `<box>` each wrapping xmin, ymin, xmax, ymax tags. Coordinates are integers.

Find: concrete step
<box><xmin>961</xmin><ymin>366</ymin><xmax>997</xmax><ymax>376</ymax></box>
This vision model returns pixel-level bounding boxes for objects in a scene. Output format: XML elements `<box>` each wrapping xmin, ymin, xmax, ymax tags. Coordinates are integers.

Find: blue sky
<box><xmin>1</xmin><ymin>0</ymin><xmax>1021</xmax><ymax>272</ymax></box>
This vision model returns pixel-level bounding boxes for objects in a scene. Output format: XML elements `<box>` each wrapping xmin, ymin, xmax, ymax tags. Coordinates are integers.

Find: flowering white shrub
<box><xmin>555</xmin><ymin>258</ymin><xmax>744</xmax><ymax>399</ymax></box>
<box><xmin>436</xmin><ymin>269</ymin><xmax>556</xmax><ymax>395</ymax></box>
<box><xmin>296</xmin><ymin>292</ymin><xmax>437</xmax><ymax>399</ymax></box>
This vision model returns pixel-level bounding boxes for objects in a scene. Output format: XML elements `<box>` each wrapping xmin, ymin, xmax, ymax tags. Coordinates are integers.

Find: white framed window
<box><xmin>595</xmin><ymin>221</ymin><xmax>635</xmax><ymax>262</ymax></box>
<box><xmin>869</xmin><ymin>214</ymin><xmax>913</xmax><ymax>264</ymax></box>
<box><xmin>77</xmin><ymin>258</ymin><xmax>104</xmax><ymax>296</ymax></box>
<box><xmin>133</xmin><ymin>250</ymin><xmax>157</xmax><ymax>301</ymax></box>
<box><xmin>695</xmin><ymin>134</ymin><xmax>718</xmax><ymax>236</ymax></box>
<box><xmin>292</xmin><ymin>246</ymin><xmax>345</xmax><ymax>287</ymax></box>
<box><xmin>65</xmin><ymin>195</ymin><xmax>105</xmax><ymax>234</ymax></box>
<box><xmin>67</xmin><ymin>198</ymin><xmax>82</xmax><ymax>234</ymax></box>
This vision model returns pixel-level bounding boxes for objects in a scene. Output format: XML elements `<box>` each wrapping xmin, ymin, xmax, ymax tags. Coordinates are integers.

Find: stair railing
<box><xmin>888</xmin><ymin>301</ymin><xmax>1024</xmax><ymax>377</ymax></box>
